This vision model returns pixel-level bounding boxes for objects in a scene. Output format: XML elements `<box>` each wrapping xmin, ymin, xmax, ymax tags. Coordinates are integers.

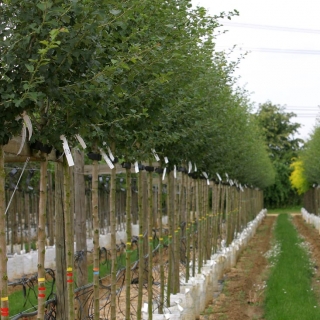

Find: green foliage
<box><xmin>301</xmin><ymin>126</ymin><xmax>320</xmax><ymax>186</ymax></box>
<box><xmin>289</xmin><ymin>159</ymin><xmax>309</xmax><ymax>195</ymax></box>
<box><xmin>1</xmin><ymin>0</ymin><xmax>275</xmax><ymax>187</ymax></box>
<box><xmin>255</xmin><ymin>102</ymin><xmax>303</xmax><ymax>208</ymax></box>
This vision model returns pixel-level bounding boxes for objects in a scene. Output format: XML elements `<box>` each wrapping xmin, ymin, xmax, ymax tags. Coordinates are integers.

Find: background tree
<box><xmin>289</xmin><ymin>158</ymin><xmax>309</xmax><ymax>195</ymax></box>
<box><xmin>255</xmin><ymin>102</ymin><xmax>303</xmax><ymax>208</ymax></box>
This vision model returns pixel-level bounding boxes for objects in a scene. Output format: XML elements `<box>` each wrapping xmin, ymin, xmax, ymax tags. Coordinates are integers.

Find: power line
<box><xmin>217</xmin><ymin>46</ymin><xmax>320</xmax><ymax>55</ymax></box>
<box><xmin>220</xmin><ymin>21</ymin><xmax>320</xmax><ymax>35</ymax></box>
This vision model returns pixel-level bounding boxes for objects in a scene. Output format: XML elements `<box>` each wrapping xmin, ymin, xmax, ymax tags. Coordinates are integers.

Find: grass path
<box><xmin>264</xmin><ymin>213</ymin><xmax>320</xmax><ymax>320</ymax></box>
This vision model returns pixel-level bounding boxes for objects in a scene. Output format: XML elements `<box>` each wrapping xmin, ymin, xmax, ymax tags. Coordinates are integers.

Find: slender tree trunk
<box><xmin>167</xmin><ymin>171</ymin><xmax>173</xmax><ymax>305</ymax></box>
<box><xmin>18</xmin><ymin>192</ymin><xmax>23</xmax><ymax>251</ymax></box>
<box><xmin>147</xmin><ymin>163</ymin><xmax>153</xmax><ymax>318</ymax></box>
<box><xmin>55</xmin><ymin>162</ymin><xmax>68</xmax><ymax>319</ymax></box>
<box><xmin>137</xmin><ymin>170</ymin><xmax>144</xmax><ymax>320</ymax></box>
<box><xmin>25</xmin><ymin>191</ymin><xmax>31</xmax><ymax>252</ymax></box>
<box><xmin>186</xmin><ymin>176</ymin><xmax>191</xmax><ymax>282</ymax></box>
<box><xmin>191</xmin><ymin>178</ymin><xmax>196</xmax><ymax>277</ymax></box>
<box><xmin>173</xmin><ymin>172</ymin><xmax>180</xmax><ymax>293</ymax></box>
<box><xmin>125</xmin><ymin>168</ymin><xmax>132</xmax><ymax>319</ymax></box>
<box><xmin>74</xmin><ymin>150</ymin><xmax>88</xmax><ymax>287</ymax></box>
<box><xmin>64</xmin><ymin>158</ymin><xmax>75</xmax><ymax>320</ymax></box>
<box><xmin>196</xmin><ymin>178</ymin><xmax>202</xmax><ymax>274</ymax></box>
<box><xmin>47</xmin><ymin>171</ymin><xmax>54</xmax><ymax>246</ymax></box>
<box><xmin>37</xmin><ymin>159</ymin><xmax>48</xmax><ymax>320</ymax></box>
<box><xmin>92</xmin><ymin>159</ymin><xmax>100</xmax><ymax>320</ymax></box>
<box><xmin>0</xmin><ymin>146</ymin><xmax>9</xmax><ymax>320</ymax></box>
<box><xmin>158</xmin><ymin>174</ymin><xmax>164</xmax><ymax>313</ymax></box>
<box><xmin>110</xmin><ymin>164</ymin><xmax>117</xmax><ymax>320</ymax></box>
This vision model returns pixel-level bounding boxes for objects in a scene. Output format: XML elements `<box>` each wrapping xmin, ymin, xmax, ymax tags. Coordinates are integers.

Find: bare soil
<box><xmin>292</xmin><ymin>215</ymin><xmax>320</xmax><ymax>304</ymax></box>
<box><xmin>200</xmin><ymin>216</ymin><xmax>276</xmax><ymax>320</ymax></box>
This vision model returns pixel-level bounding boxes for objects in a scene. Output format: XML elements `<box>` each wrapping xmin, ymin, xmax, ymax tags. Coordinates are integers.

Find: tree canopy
<box><xmin>1</xmin><ymin>0</ymin><xmax>275</xmax><ymax>188</ymax></box>
<box><xmin>255</xmin><ymin>102</ymin><xmax>303</xmax><ymax>207</ymax></box>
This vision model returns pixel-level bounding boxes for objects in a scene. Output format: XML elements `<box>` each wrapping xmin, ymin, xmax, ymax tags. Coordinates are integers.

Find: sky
<box><xmin>191</xmin><ymin>0</ymin><xmax>320</xmax><ymax>140</ymax></box>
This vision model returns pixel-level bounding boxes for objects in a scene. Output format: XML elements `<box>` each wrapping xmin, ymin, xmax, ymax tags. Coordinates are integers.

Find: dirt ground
<box><xmin>200</xmin><ymin>214</ymin><xmax>320</xmax><ymax>320</ymax></box>
<box><xmin>200</xmin><ymin>216</ymin><xmax>276</xmax><ymax>320</ymax></box>
<box><xmin>292</xmin><ymin>215</ymin><xmax>320</xmax><ymax>304</ymax></box>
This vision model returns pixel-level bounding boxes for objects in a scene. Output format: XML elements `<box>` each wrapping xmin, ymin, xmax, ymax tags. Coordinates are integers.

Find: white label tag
<box><xmin>75</xmin><ymin>134</ymin><xmax>87</xmax><ymax>149</ymax></box>
<box><xmin>162</xmin><ymin>167</ymin><xmax>167</xmax><ymax>181</ymax></box>
<box><xmin>164</xmin><ymin>156</ymin><xmax>169</xmax><ymax>164</ymax></box>
<box><xmin>216</xmin><ymin>173</ymin><xmax>222</xmax><ymax>182</ymax></box>
<box><xmin>99</xmin><ymin>148</ymin><xmax>114</xmax><ymax>169</ymax></box>
<box><xmin>194</xmin><ymin>163</ymin><xmax>197</xmax><ymax>172</ymax></box>
<box><xmin>142</xmin><ymin>303</ymin><xmax>148</xmax><ymax>313</ymax></box>
<box><xmin>188</xmin><ymin>161</ymin><xmax>192</xmax><ymax>173</ymax></box>
<box><xmin>207</xmin><ymin>179</ymin><xmax>210</xmax><ymax>186</ymax></box>
<box><xmin>174</xmin><ymin>165</ymin><xmax>177</xmax><ymax>178</ymax></box>
<box><xmin>151</xmin><ymin>148</ymin><xmax>160</xmax><ymax>161</ymax></box>
<box><xmin>60</xmin><ymin>135</ymin><xmax>74</xmax><ymax>166</ymax></box>
<box><xmin>107</xmin><ymin>146</ymin><xmax>115</xmax><ymax>161</ymax></box>
<box><xmin>202</xmin><ymin>171</ymin><xmax>208</xmax><ymax>179</ymax></box>
<box><xmin>225</xmin><ymin>173</ymin><xmax>229</xmax><ymax>180</ymax></box>
<box><xmin>17</xmin><ymin>124</ymin><xmax>27</xmax><ymax>155</ymax></box>
<box><xmin>22</xmin><ymin>112</ymin><xmax>32</xmax><ymax>140</ymax></box>
<box><xmin>134</xmin><ymin>161</ymin><xmax>139</xmax><ymax>173</ymax></box>
<box><xmin>229</xmin><ymin>179</ymin><xmax>233</xmax><ymax>186</ymax></box>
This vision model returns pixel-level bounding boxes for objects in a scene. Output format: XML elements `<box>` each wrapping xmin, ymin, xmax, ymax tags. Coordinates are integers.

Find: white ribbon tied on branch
<box><xmin>60</xmin><ymin>135</ymin><xmax>74</xmax><ymax>166</ymax></box>
<box><xmin>16</xmin><ymin>111</ymin><xmax>33</xmax><ymax>155</ymax></box>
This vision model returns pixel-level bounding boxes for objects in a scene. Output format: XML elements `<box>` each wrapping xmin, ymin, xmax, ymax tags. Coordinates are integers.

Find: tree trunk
<box><xmin>73</xmin><ymin>149</ymin><xmax>88</xmax><ymax>319</ymax></box>
<box><xmin>137</xmin><ymin>170</ymin><xmax>144</xmax><ymax>320</ymax></box>
<box><xmin>0</xmin><ymin>145</ymin><xmax>9</xmax><ymax>320</ymax></box>
<box><xmin>110</xmin><ymin>164</ymin><xmax>117</xmax><ymax>320</ymax></box>
<box><xmin>92</xmin><ymin>158</ymin><xmax>100</xmax><ymax>320</ymax></box>
<box><xmin>64</xmin><ymin>158</ymin><xmax>75</xmax><ymax>320</ymax></box>
<box><xmin>37</xmin><ymin>159</ymin><xmax>48</xmax><ymax>320</ymax></box>
<box><xmin>158</xmin><ymin>174</ymin><xmax>164</xmax><ymax>313</ymax></box>
<box><xmin>25</xmin><ymin>191</ymin><xmax>31</xmax><ymax>252</ymax></box>
<box><xmin>55</xmin><ymin>162</ymin><xmax>68</xmax><ymax>319</ymax></box>
<box><xmin>147</xmin><ymin>163</ymin><xmax>153</xmax><ymax>318</ymax></box>
<box><xmin>125</xmin><ymin>168</ymin><xmax>132</xmax><ymax>319</ymax></box>
<box><xmin>47</xmin><ymin>171</ymin><xmax>55</xmax><ymax>246</ymax></box>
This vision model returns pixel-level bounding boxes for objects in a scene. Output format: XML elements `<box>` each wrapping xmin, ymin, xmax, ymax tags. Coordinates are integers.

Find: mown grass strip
<box><xmin>264</xmin><ymin>213</ymin><xmax>320</xmax><ymax>320</ymax></box>
<box><xmin>267</xmin><ymin>206</ymin><xmax>301</xmax><ymax>214</ymax></box>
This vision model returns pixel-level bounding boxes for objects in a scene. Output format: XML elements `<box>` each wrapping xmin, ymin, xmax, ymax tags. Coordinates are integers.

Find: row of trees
<box><xmin>290</xmin><ymin>119</ymin><xmax>320</xmax><ymax>212</ymax></box>
<box><xmin>1</xmin><ymin>0</ymin><xmax>276</xmax><ymax>319</ymax></box>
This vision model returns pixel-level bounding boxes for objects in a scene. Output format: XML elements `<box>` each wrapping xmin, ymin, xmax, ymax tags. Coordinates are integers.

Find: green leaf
<box><xmin>25</xmin><ymin>64</ymin><xmax>34</xmax><ymax>72</ymax></box>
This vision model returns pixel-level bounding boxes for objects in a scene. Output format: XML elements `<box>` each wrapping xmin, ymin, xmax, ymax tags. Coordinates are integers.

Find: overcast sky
<box><xmin>191</xmin><ymin>0</ymin><xmax>320</xmax><ymax>140</ymax></box>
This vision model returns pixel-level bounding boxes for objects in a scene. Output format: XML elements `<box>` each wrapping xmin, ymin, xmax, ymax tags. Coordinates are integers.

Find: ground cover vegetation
<box><xmin>264</xmin><ymin>214</ymin><xmax>320</xmax><ymax>320</ymax></box>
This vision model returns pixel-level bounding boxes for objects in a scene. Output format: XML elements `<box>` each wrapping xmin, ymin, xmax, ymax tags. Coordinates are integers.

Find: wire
<box><xmin>219</xmin><ymin>21</ymin><xmax>320</xmax><ymax>35</ymax></box>
<box><xmin>216</xmin><ymin>46</ymin><xmax>320</xmax><ymax>55</ymax></box>
<box><xmin>5</xmin><ymin>157</ymin><xmax>30</xmax><ymax>215</ymax></box>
